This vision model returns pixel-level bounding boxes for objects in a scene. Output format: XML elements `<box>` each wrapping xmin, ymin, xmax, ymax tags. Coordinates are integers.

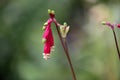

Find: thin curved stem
<box><xmin>53</xmin><ymin>20</ymin><xmax>77</xmax><ymax>80</ymax></box>
<box><xmin>112</xmin><ymin>29</ymin><xmax>120</xmax><ymax>60</ymax></box>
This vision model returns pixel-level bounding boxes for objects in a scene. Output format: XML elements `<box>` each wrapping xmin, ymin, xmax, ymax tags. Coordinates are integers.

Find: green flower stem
<box><xmin>53</xmin><ymin>20</ymin><xmax>77</xmax><ymax>80</ymax></box>
<box><xmin>112</xmin><ymin>29</ymin><xmax>120</xmax><ymax>60</ymax></box>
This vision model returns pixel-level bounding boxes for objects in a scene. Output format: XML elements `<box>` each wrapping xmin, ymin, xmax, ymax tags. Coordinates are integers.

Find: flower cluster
<box><xmin>42</xmin><ymin>9</ymin><xmax>70</xmax><ymax>60</ymax></box>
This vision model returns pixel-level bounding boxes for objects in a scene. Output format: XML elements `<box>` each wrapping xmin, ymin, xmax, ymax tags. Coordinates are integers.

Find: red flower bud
<box><xmin>117</xmin><ymin>24</ymin><xmax>120</xmax><ymax>28</ymax></box>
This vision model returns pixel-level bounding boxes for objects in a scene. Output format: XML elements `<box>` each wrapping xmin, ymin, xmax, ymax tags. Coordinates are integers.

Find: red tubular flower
<box><xmin>42</xmin><ymin>18</ymin><xmax>54</xmax><ymax>60</ymax></box>
<box><xmin>42</xmin><ymin>9</ymin><xmax>56</xmax><ymax>60</ymax></box>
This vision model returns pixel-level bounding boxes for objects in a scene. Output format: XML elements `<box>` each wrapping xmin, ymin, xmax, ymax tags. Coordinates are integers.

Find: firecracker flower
<box><xmin>42</xmin><ymin>10</ymin><xmax>55</xmax><ymax>60</ymax></box>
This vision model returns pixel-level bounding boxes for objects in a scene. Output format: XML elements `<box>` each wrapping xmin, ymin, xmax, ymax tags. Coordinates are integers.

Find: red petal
<box><xmin>42</xmin><ymin>18</ymin><xmax>54</xmax><ymax>55</ymax></box>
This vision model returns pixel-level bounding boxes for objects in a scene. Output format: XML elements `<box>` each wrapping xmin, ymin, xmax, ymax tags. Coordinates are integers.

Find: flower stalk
<box><xmin>53</xmin><ymin>19</ymin><xmax>77</xmax><ymax>80</ymax></box>
<box><xmin>102</xmin><ymin>21</ymin><xmax>120</xmax><ymax>60</ymax></box>
<box><xmin>112</xmin><ymin>29</ymin><xmax>120</xmax><ymax>59</ymax></box>
<box><xmin>42</xmin><ymin>9</ymin><xmax>77</xmax><ymax>80</ymax></box>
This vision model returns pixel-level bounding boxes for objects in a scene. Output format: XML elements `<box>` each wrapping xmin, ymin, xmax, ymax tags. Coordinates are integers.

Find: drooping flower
<box><xmin>42</xmin><ymin>9</ymin><xmax>56</xmax><ymax>60</ymax></box>
<box><xmin>42</xmin><ymin>18</ymin><xmax>54</xmax><ymax>60</ymax></box>
<box><xmin>42</xmin><ymin>9</ymin><xmax>70</xmax><ymax>60</ymax></box>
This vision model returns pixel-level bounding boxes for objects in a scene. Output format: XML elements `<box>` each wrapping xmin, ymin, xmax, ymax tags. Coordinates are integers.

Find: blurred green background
<box><xmin>0</xmin><ymin>0</ymin><xmax>120</xmax><ymax>80</ymax></box>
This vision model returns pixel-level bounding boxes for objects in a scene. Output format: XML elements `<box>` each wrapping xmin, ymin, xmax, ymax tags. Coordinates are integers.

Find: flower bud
<box><xmin>117</xmin><ymin>24</ymin><xmax>120</xmax><ymax>28</ymax></box>
<box><xmin>48</xmin><ymin>9</ymin><xmax>55</xmax><ymax>18</ymax></box>
<box><xmin>63</xmin><ymin>22</ymin><xmax>67</xmax><ymax>26</ymax></box>
<box><xmin>51</xmin><ymin>10</ymin><xmax>55</xmax><ymax>14</ymax></box>
<box><xmin>101</xmin><ymin>21</ymin><xmax>114</xmax><ymax>29</ymax></box>
<box><xmin>48</xmin><ymin>9</ymin><xmax>51</xmax><ymax>14</ymax></box>
<box><xmin>48</xmin><ymin>9</ymin><xmax>55</xmax><ymax>15</ymax></box>
<box><xmin>60</xmin><ymin>23</ymin><xmax>70</xmax><ymax>38</ymax></box>
<box><xmin>101</xmin><ymin>21</ymin><xmax>106</xmax><ymax>25</ymax></box>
